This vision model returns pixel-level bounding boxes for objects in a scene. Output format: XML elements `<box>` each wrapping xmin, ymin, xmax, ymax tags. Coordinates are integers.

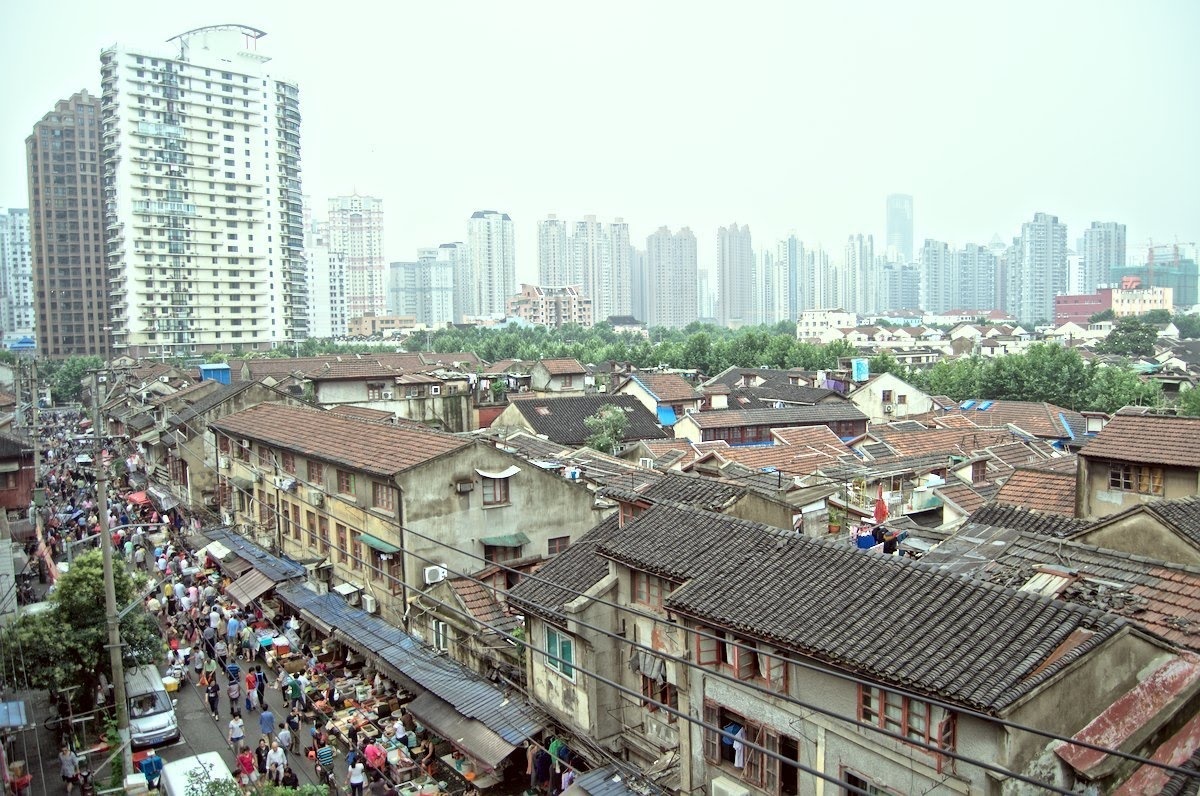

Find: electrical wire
<box><xmin>140</xmin><ymin>401</ymin><xmax>1200</xmax><ymax>786</ymax></box>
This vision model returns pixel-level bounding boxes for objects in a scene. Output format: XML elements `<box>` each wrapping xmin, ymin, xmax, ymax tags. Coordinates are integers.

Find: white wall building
<box><xmin>796</xmin><ymin>308</ymin><xmax>857</xmax><ymax>341</ymax></box>
<box><xmin>1083</xmin><ymin>221</ymin><xmax>1126</xmax><ymax>292</ymax></box>
<box><xmin>0</xmin><ymin>209</ymin><xmax>33</xmax><ymax>347</ymax></box>
<box><xmin>100</xmin><ymin>25</ymin><xmax>307</xmax><ymax>357</ymax></box>
<box><xmin>388</xmin><ymin>249</ymin><xmax>454</xmax><ymax>327</ymax></box>
<box><xmin>717</xmin><ymin>222</ymin><xmax>755</xmax><ymax>327</ymax></box>
<box><xmin>1009</xmin><ymin>212</ymin><xmax>1068</xmax><ymax>324</ymax></box>
<box><xmin>537</xmin><ymin>214</ymin><xmax>573</xmax><ymax>287</ymax></box>
<box><xmin>467</xmin><ymin>210</ymin><xmax>515</xmax><ymax>318</ymax></box>
<box><xmin>328</xmin><ymin>194</ymin><xmax>385</xmax><ymax>321</ymax></box>
<box><xmin>305</xmin><ymin>220</ymin><xmax>347</xmax><ymax>338</ymax></box>
<box><xmin>844</xmin><ymin>233</ymin><xmax>874</xmax><ymax>314</ymax></box>
<box><xmin>645</xmin><ymin>226</ymin><xmax>698</xmax><ymax>329</ymax></box>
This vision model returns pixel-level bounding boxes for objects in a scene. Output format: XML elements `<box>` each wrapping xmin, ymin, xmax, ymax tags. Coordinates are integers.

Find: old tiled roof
<box><xmin>627</xmin><ymin>373</ymin><xmax>700</xmax><ymax>403</ymax></box>
<box><xmin>1079</xmin><ymin>414</ymin><xmax>1200</xmax><ymax>468</ymax></box>
<box><xmin>422</xmin><ymin>351</ymin><xmax>485</xmax><ymax>370</ymax></box>
<box><xmin>770</xmin><ymin>426</ymin><xmax>847</xmax><ymax>448</ymax></box>
<box><xmin>983</xmin><ymin>441</ymin><xmax>1052</xmax><ymax>470</ymax></box>
<box><xmin>304</xmin><ymin>360</ymin><xmax>400</xmax><ymax>380</ymax></box>
<box><xmin>508</xmin><ymin>515</ymin><xmax>622</xmax><ymax>617</ymax></box>
<box><xmin>936</xmin><ymin>481</ymin><xmax>993</xmax><ymax>515</ymax></box>
<box><xmin>602</xmin><ymin>472</ymin><xmax>748</xmax><ymax>512</ymax></box>
<box><xmin>0</xmin><ymin>431</ymin><xmax>32</xmax><ymax>458</ymax></box>
<box><xmin>685</xmin><ymin>404</ymin><xmax>868</xmax><ymax>429</ymax></box>
<box><xmin>483</xmin><ymin>359</ymin><xmax>528</xmax><ymax>375</ymax></box>
<box><xmin>326</xmin><ymin>405</ymin><xmax>397</xmax><ymax>423</ymax></box>
<box><xmin>993</xmin><ymin>468</ymin><xmax>1077</xmax><ymax>516</ymax></box>
<box><xmin>629</xmin><ymin>504</ymin><xmax>1123</xmax><ymax>712</ymax></box>
<box><xmin>732</xmin><ymin>384</ymin><xmax>840</xmax><ymax>406</ymax></box>
<box><xmin>1086</xmin><ymin>495</ymin><xmax>1200</xmax><ymax>550</ymax></box>
<box><xmin>494</xmin><ymin>431</ymin><xmax>573</xmax><ymax>461</ymax></box>
<box><xmin>537</xmin><ymin>358</ymin><xmax>587</xmax><ymax>376</ymax></box>
<box><xmin>870</xmin><ymin>427</ymin><xmax>1017</xmax><ymax>458</ymax></box>
<box><xmin>968</xmin><ymin>503</ymin><xmax>1093</xmax><ymax>538</ymax></box>
<box><xmin>957</xmin><ymin>400</ymin><xmax>1085</xmax><ymax>440</ymax></box>
<box><xmin>210</xmin><ymin>403</ymin><xmax>469</xmax><ymax>476</ymax></box>
<box><xmin>700</xmin><ymin>445</ymin><xmax>840</xmax><ymax>478</ymax></box>
<box><xmin>449</xmin><ymin>577</ymin><xmax>521</xmax><ymax>633</ymax></box>
<box><xmin>145</xmin><ymin>379</ymin><xmax>217</xmax><ymax>407</ymax></box>
<box><xmin>506</xmin><ymin>395</ymin><xmax>668</xmax><ymax>446</ymax></box>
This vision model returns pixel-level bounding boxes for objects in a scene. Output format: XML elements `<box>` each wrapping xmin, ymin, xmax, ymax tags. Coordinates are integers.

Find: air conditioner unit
<box><xmin>253</xmin><ymin>471</ymin><xmax>263</xmax><ymax>484</ymax></box>
<box><xmin>219</xmin><ymin>456</ymin><xmax>230</xmax><ymax>470</ymax></box>
<box><xmin>711</xmin><ymin>777</ymin><xmax>751</xmax><ymax>796</ymax></box>
<box><xmin>455</xmin><ymin>480</ymin><xmax>474</xmax><ymax>494</ymax></box>
<box><xmin>883</xmin><ymin>404</ymin><xmax>895</xmax><ymax>414</ymax></box>
<box><xmin>430</xmin><ymin>386</ymin><xmax>441</xmax><ymax>396</ymax></box>
<box><xmin>160</xmin><ymin>375</ymin><xmax>170</xmax><ymax>383</ymax></box>
<box><xmin>381</xmin><ymin>391</ymin><xmax>393</xmax><ymax>400</ymax></box>
<box><xmin>423</xmin><ymin>565</ymin><xmax>448</xmax><ymax>585</ymax></box>
<box><xmin>308</xmin><ymin>488</ymin><xmax>324</xmax><ymax>506</ymax></box>
<box><xmin>361</xmin><ymin>594</ymin><xmax>377</xmax><ymax>614</ymax></box>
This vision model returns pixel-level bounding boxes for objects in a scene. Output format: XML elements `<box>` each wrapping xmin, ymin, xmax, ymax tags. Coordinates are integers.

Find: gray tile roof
<box><xmin>968</xmin><ymin>503</ymin><xmax>1092</xmax><ymax>538</ymax></box>
<box><xmin>508</xmin><ymin>515</ymin><xmax>622</xmax><ymax>617</ymax></box>
<box><xmin>658</xmin><ymin>510</ymin><xmax>1123</xmax><ymax>712</ymax></box>
<box><xmin>1088</xmin><ymin>494</ymin><xmax>1200</xmax><ymax>549</ymax></box>
<box><xmin>507</xmin><ymin>394</ymin><xmax>668</xmax><ymax>446</ymax></box>
<box><xmin>169</xmin><ymin>381</ymin><xmax>258</xmax><ymax>426</ymax></box>
<box><xmin>685</xmin><ymin>404</ymin><xmax>868</xmax><ymax>429</ymax></box>
<box><xmin>601</xmin><ymin>472</ymin><xmax>749</xmax><ymax>512</ymax></box>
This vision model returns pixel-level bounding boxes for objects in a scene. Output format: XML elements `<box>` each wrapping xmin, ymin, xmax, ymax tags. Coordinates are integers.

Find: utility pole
<box><xmin>31</xmin><ymin>360</ymin><xmax>43</xmax><ymax>510</ymax></box>
<box><xmin>93</xmin><ymin>369</ymin><xmax>133</xmax><ymax>780</ymax></box>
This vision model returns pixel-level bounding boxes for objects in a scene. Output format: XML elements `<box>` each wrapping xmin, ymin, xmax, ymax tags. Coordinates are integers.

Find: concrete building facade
<box><xmin>717</xmin><ymin>223</ymin><xmax>755</xmax><ymax>327</ymax></box>
<box><xmin>467</xmin><ymin>210</ymin><xmax>515</xmax><ymax>318</ymax></box>
<box><xmin>0</xmin><ymin>210</ymin><xmax>33</xmax><ymax>349</ymax></box>
<box><xmin>645</xmin><ymin>226</ymin><xmax>698</xmax><ymax>330</ymax></box>
<box><xmin>328</xmin><ymin>194</ymin><xmax>385</xmax><ymax>321</ymax></box>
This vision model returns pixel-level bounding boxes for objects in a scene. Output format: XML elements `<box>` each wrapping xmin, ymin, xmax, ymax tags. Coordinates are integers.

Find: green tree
<box><xmin>584</xmin><ymin>405</ymin><xmax>629</xmax><ymax>454</ymax></box>
<box><xmin>1173</xmin><ymin>313</ymin><xmax>1200</xmax><ymax>340</ymax></box>
<box><xmin>1080</xmin><ymin>364</ymin><xmax>1162</xmax><ymax>414</ymax></box>
<box><xmin>0</xmin><ymin>550</ymin><xmax>160</xmax><ymax>706</ymax></box>
<box><xmin>48</xmin><ymin>355</ymin><xmax>104</xmax><ymax>404</ymax></box>
<box><xmin>183</xmin><ymin>767</ymin><xmax>326</xmax><ymax>796</ymax></box>
<box><xmin>1089</xmin><ymin>308</ymin><xmax>1116</xmax><ymax>323</ymax></box>
<box><xmin>1179</xmin><ymin>388</ymin><xmax>1200</xmax><ymax>417</ymax></box>
<box><xmin>1097</xmin><ymin>318</ymin><xmax>1158</xmax><ymax>357</ymax></box>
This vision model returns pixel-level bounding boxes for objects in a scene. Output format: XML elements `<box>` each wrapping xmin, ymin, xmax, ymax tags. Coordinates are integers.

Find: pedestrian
<box><xmin>255</xmin><ymin>664</ymin><xmax>267</xmax><ymax>707</ymax></box>
<box><xmin>236</xmin><ymin>745</ymin><xmax>257</xmax><ymax>792</ymax></box>
<box><xmin>368</xmin><ymin>774</ymin><xmax>388</xmax><ymax>796</ymax></box>
<box><xmin>266</xmin><ymin>741</ymin><xmax>287</xmax><ymax>786</ymax></box>
<box><xmin>59</xmin><ymin>746</ymin><xmax>81</xmax><ymax>796</ymax></box>
<box><xmin>348</xmin><ymin>755</ymin><xmax>366</xmax><ymax>796</ymax></box>
<box><xmin>255</xmin><ymin>738</ymin><xmax>270</xmax><ymax>780</ymax></box>
<box><xmin>280</xmin><ymin>767</ymin><xmax>299</xmax><ymax>789</ymax></box>
<box><xmin>278</xmin><ymin>723</ymin><xmax>294</xmax><ymax>756</ymax></box>
<box><xmin>246</xmin><ymin>670</ymin><xmax>259</xmax><ymax>713</ymax></box>
<box><xmin>229</xmin><ymin>713</ymin><xmax>246</xmax><ymax>748</ymax></box>
<box><xmin>228</xmin><ymin>679</ymin><xmax>242</xmax><ymax>715</ymax></box>
<box><xmin>206</xmin><ymin>680</ymin><xmax>221</xmax><ymax>720</ymax></box>
<box><xmin>258</xmin><ymin>706</ymin><xmax>275</xmax><ymax>741</ymax></box>
<box><xmin>287</xmin><ymin>674</ymin><xmax>304</xmax><ymax>711</ymax></box>
<box><xmin>215</xmin><ymin>639</ymin><xmax>228</xmax><ymax>671</ymax></box>
<box><xmin>286</xmin><ymin>709</ymin><xmax>302</xmax><ymax>753</ymax></box>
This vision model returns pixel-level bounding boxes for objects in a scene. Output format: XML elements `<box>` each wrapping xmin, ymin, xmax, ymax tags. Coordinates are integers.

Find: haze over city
<box><xmin>2</xmin><ymin>0</ymin><xmax>1198</xmax><ymax>283</ymax></box>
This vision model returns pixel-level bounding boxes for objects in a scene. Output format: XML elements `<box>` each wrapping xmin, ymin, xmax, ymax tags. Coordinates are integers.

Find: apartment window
<box><xmin>318</xmin><ymin>516</ymin><xmax>330</xmax><ymax>555</ymax></box>
<box><xmin>350</xmin><ymin>537</ymin><xmax>362</xmax><ymax>571</ymax></box>
<box><xmin>372</xmin><ymin>482</ymin><xmax>395</xmax><ymax>511</ymax></box>
<box><xmin>897</xmin><ymin>394</ymin><xmax>907</xmax><ymax>405</ymax></box>
<box><xmin>640</xmin><ymin>676</ymin><xmax>677</xmax><ymax>720</ymax></box>
<box><xmin>307</xmin><ymin>460</ymin><xmax>323</xmax><ymax>485</ymax></box>
<box><xmin>881</xmin><ymin>389</ymin><xmax>893</xmax><ymax>403</ymax></box>
<box><xmin>432</xmin><ymin>620</ymin><xmax>449</xmax><ymax>651</ymax></box>
<box><xmin>547</xmin><ymin>536</ymin><xmax>570</xmax><ymax>556</ymax></box>
<box><xmin>633</xmin><ymin>571</ymin><xmax>674</xmax><ymax>609</ymax></box>
<box><xmin>482</xmin><ymin>476</ymin><xmax>510</xmax><ymax>506</ymax></box>
<box><xmin>306</xmin><ymin>511</ymin><xmax>316</xmax><ymax>548</ymax></box>
<box><xmin>335</xmin><ymin>523</ymin><xmax>347</xmax><ymax>564</ymax></box>
<box><xmin>1108</xmin><ymin>463</ymin><xmax>1164</xmax><ymax>495</ymax></box>
<box><xmin>484</xmin><ymin>544</ymin><xmax>521</xmax><ymax>564</ymax></box>
<box><xmin>281</xmin><ymin>452</ymin><xmax>295</xmax><ymax>474</ymax></box>
<box><xmin>545</xmin><ymin>625</ymin><xmax>575</xmax><ymax>680</ymax></box>
<box><xmin>366</xmin><ymin>382</ymin><xmax>386</xmax><ymax>400</ymax></box>
<box><xmin>337</xmin><ymin>470</ymin><xmax>355</xmax><ymax>495</ymax></box>
<box><xmin>561</xmin><ymin>375</ymin><xmax>573</xmax><ymax>388</ymax></box>
<box><xmin>858</xmin><ymin>686</ymin><xmax>956</xmax><ymax>751</ymax></box>
<box><xmin>291</xmin><ymin>504</ymin><xmax>301</xmax><ymax>541</ymax></box>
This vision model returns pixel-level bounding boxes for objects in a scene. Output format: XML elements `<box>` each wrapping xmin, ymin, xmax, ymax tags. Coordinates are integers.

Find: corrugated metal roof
<box><xmin>204</xmin><ymin>528</ymin><xmax>306</xmax><ymax>582</ymax></box>
<box><xmin>405</xmin><ymin>691</ymin><xmax>515</xmax><ymax>770</ymax></box>
<box><xmin>276</xmin><ymin>584</ymin><xmax>542</xmax><ymax>745</ymax></box>
<box><xmin>225</xmin><ymin>570</ymin><xmax>275</xmax><ymax>607</ymax></box>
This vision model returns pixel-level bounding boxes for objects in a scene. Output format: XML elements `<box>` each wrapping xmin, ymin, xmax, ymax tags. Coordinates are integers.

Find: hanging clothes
<box><xmin>733</xmin><ymin>727</ymin><xmax>747</xmax><ymax>769</ymax></box>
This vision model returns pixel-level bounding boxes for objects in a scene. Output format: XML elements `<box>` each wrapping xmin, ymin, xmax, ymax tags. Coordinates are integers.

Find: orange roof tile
<box><xmin>1080</xmin><ymin>414</ymin><xmax>1200</xmax><ymax>468</ymax></box>
<box><xmin>993</xmin><ymin>469</ymin><xmax>1077</xmax><ymax>516</ymax></box>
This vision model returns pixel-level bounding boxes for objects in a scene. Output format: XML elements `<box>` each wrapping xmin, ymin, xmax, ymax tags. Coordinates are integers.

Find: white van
<box><xmin>124</xmin><ymin>665</ymin><xmax>180</xmax><ymax>748</ymax></box>
<box><xmin>160</xmin><ymin>752</ymin><xmax>236</xmax><ymax>796</ymax></box>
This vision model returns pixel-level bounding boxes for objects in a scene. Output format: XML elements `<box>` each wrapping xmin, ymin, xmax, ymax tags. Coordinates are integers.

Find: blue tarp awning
<box><xmin>656</xmin><ymin>406</ymin><xmax>677</xmax><ymax>425</ymax></box>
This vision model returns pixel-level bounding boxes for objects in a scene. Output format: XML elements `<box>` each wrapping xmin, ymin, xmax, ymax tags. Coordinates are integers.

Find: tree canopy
<box><xmin>1096</xmin><ymin>318</ymin><xmax>1158</xmax><ymax>357</ymax></box>
<box><xmin>584</xmin><ymin>405</ymin><xmax>629</xmax><ymax>454</ymax></box>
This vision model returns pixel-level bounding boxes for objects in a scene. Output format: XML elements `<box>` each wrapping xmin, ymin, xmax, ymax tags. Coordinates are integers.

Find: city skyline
<box><xmin>1</xmin><ymin>1</ymin><xmax>1196</xmax><ymax>286</ymax></box>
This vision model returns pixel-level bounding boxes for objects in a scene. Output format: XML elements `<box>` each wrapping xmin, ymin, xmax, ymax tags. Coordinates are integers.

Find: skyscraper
<box><xmin>467</xmin><ymin>210</ymin><xmax>515</xmax><ymax>318</ymax></box>
<box><xmin>304</xmin><ymin>219</ymin><xmax>347</xmax><ymax>339</ymax></box>
<box><xmin>956</xmin><ymin>243</ymin><xmax>997</xmax><ymax>311</ymax></box>
<box><xmin>645</xmin><ymin>226</ymin><xmax>698</xmax><ymax>329</ymax></box>
<box><xmin>756</xmin><ymin>248</ymin><xmax>788</xmax><ymax>325</ymax></box>
<box><xmin>920</xmin><ymin>240</ymin><xmax>955</xmax><ymax>312</ymax></box>
<box><xmin>0</xmin><ymin>209</ymin><xmax>33</xmax><ymax>348</ymax></box>
<box><xmin>886</xmin><ymin>194</ymin><xmax>914</xmax><ymax>263</ymax></box>
<box><xmin>570</xmin><ymin>215</ymin><xmax>631</xmax><ymax>324</ymax></box>
<box><xmin>1010</xmin><ymin>212</ymin><xmax>1068</xmax><ymax>323</ymax></box>
<box><xmin>1083</xmin><ymin>221</ymin><xmax>1127</xmax><ymax>290</ymax></box>
<box><xmin>328</xmin><ymin>194</ymin><xmax>386</xmax><ymax>320</ymax></box>
<box><xmin>844</xmin><ymin>233</ymin><xmax>875</xmax><ymax>313</ymax></box>
<box><xmin>100</xmin><ymin>26</ymin><xmax>306</xmax><ymax>358</ymax></box>
<box><xmin>388</xmin><ymin>250</ymin><xmax>454</xmax><ymax>326</ymax></box>
<box><xmin>778</xmin><ymin>234</ymin><xmax>805</xmax><ymax>318</ymax></box>
<box><xmin>26</xmin><ymin>90</ymin><xmax>108</xmax><ymax>358</ymax></box>
<box><xmin>436</xmin><ymin>241</ymin><xmax>471</xmax><ymax>323</ymax></box>
<box><xmin>537</xmin><ymin>214</ymin><xmax>573</xmax><ymax>287</ymax></box>
<box><xmin>717</xmin><ymin>223</ymin><xmax>755</xmax><ymax>327</ymax></box>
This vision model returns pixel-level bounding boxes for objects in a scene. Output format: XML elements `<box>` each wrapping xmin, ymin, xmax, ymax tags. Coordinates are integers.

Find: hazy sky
<box><xmin>2</xmin><ymin>1</ymin><xmax>1197</xmax><ymax>283</ymax></box>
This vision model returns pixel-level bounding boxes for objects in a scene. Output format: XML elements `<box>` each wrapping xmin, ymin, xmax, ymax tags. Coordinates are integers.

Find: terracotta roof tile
<box><xmin>303</xmin><ymin>361</ymin><xmax>399</xmax><ymax>379</ymax></box>
<box><xmin>537</xmin><ymin>358</ymin><xmax>587</xmax><ymax>375</ymax></box>
<box><xmin>687</xmin><ymin>404</ymin><xmax>867</xmax><ymax>429</ymax></box>
<box><xmin>210</xmin><ymin>403</ymin><xmax>469</xmax><ymax>476</ymax></box>
<box><xmin>993</xmin><ymin>468</ymin><xmax>1077</xmax><ymax>516</ymax></box>
<box><xmin>870</xmin><ymin>427</ymin><xmax>1018</xmax><ymax>457</ymax></box>
<box><xmin>627</xmin><ymin>373</ymin><xmax>700</xmax><ymax>403</ymax></box>
<box><xmin>936</xmin><ymin>481</ymin><xmax>992</xmax><ymax>515</ymax></box>
<box><xmin>326</xmin><ymin>405</ymin><xmax>397</xmax><ymax>423</ymax></box>
<box><xmin>1079</xmin><ymin>414</ymin><xmax>1200</xmax><ymax>468</ymax></box>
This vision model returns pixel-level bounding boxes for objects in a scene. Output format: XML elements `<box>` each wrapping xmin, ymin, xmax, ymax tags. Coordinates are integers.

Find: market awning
<box><xmin>225</xmin><ymin>570</ymin><xmax>275</xmax><ymax>607</ymax></box>
<box><xmin>358</xmin><ymin>533</ymin><xmax>400</xmax><ymax>555</ymax></box>
<box><xmin>127</xmin><ymin>491</ymin><xmax>152</xmax><ymax>507</ymax></box>
<box><xmin>405</xmin><ymin>691</ymin><xmax>516</xmax><ymax>770</ymax></box>
<box><xmin>199</xmin><ymin>541</ymin><xmax>234</xmax><ymax>563</ymax></box>
<box><xmin>479</xmin><ymin>532</ymin><xmax>530</xmax><ymax>548</ymax></box>
<box><xmin>474</xmin><ymin>465</ymin><xmax>521</xmax><ymax>480</ymax></box>
<box><xmin>0</xmin><ymin>699</ymin><xmax>30</xmax><ymax>730</ymax></box>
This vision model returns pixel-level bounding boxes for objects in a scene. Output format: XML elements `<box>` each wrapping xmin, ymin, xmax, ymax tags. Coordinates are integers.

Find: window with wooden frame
<box><xmin>237</xmin><ymin>438</ymin><xmax>249</xmax><ymax>460</ymax></box>
<box><xmin>547</xmin><ymin>536</ymin><xmax>570</xmax><ymax>556</ymax></box>
<box><xmin>484</xmin><ymin>544</ymin><xmax>520</xmax><ymax>564</ymax></box>
<box><xmin>306</xmin><ymin>511</ymin><xmax>317</xmax><ymax>548</ymax></box>
<box><xmin>633</xmin><ymin>571</ymin><xmax>673</xmax><ymax>610</ymax></box>
<box><xmin>318</xmin><ymin>516</ymin><xmax>330</xmax><ymax>555</ymax></box>
<box><xmin>282</xmin><ymin>452</ymin><xmax>295</xmax><ymax>474</ymax></box>
<box><xmin>335</xmin><ymin>523</ymin><xmax>347</xmax><ymax>564</ymax></box>
<box><xmin>350</xmin><ymin>537</ymin><xmax>362</xmax><ymax>571</ymax></box>
<box><xmin>257</xmin><ymin>446</ymin><xmax>269</xmax><ymax>467</ymax></box>
<box><xmin>291</xmin><ymin>504</ymin><xmax>301</xmax><ymax>540</ymax></box>
<box><xmin>640</xmin><ymin>675</ymin><xmax>677</xmax><ymax>721</ymax></box>
<box><xmin>307</xmin><ymin>460</ymin><xmax>323</xmax><ymax>485</ymax></box>
<box><xmin>858</xmin><ymin>685</ymin><xmax>955</xmax><ymax>752</ymax></box>
<box><xmin>366</xmin><ymin>382</ymin><xmax>385</xmax><ymax>400</ymax></box>
<box><xmin>257</xmin><ymin>489</ymin><xmax>269</xmax><ymax>522</ymax></box>
<box><xmin>372</xmin><ymin>481</ymin><xmax>394</xmax><ymax>511</ymax></box>
<box><xmin>336</xmin><ymin>469</ymin><xmax>355</xmax><ymax>495</ymax></box>
<box><xmin>1108</xmin><ymin>462</ymin><xmax>1163</xmax><ymax>495</ymax></box>
<box><xmin>481</xmin><ymin>476</ymin><xmax>510</xmax><ymax>506</ymax></box>
<box><xmin>218</xmin><ymin>434</ymin><xmax>230</xmax><ymax>454</ymax></box>
<box><xmin>756</xmin><ymin>646</ymin><xmax>788</xmax><ymax>692</ymax></box>
<box><xmin>881</xmin><ymin>389</ymin><xmax>893</xmax><ymax>403</ymax></box>
<box><xmin>387</xmin><ymin>556</ymin><xmax>402</xmax><ymax>594</ymax></box>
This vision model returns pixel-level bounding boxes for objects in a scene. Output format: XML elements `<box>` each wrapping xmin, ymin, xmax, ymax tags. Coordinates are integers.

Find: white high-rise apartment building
<box><xmin>920</xmin><ymin>239</ymin><xmax>956</xmax><ymax>313</ymax></box>
<box><xmin>436</xmin><ymin>241</ymin><xmax>470</xmax><ymax>323</ymax></box>
<box><xmin>717</xmin><ymin>223</ymin><xmax>755</xmax><ymax>327</ymax></box>
<box><xmin>537</xmin><ymin>214</ymin><xmax>574</xmax><ymax>287</ymax></box>
<box><xmin>388</xmin><ymin>249</ymin><xmax>454</xmax><ymax>327</ymax></box>
<box><xmin>100</xmin><ymin>25</ymin><xmax>307</xmax><ymax>358</ymax></box>
<box><xmin>1083</xmin><ymin>221</ymin><xmax>1126</xmax><ymax>290</ymax></box>
<box><xmin>756</xmin><ymin>248</ymin><xmax>789</xmax><ymax>325</ymax></box>
<box><xmin>886</xmin><ymin>194</ymin><xmax>914</xmax><ymax>263</ymax></box>
<box><xmin>1010</xmin><ymin>212</ymin><xmax>1068</xmax><ymax>323</ymax></box>
<box><xmin>569</xmin><ymin>215</ymin><xmax>632</xmax><ymax>324</ymax></box>
<box><xmin>778</xmin><ymin>234</ymin><xmax>805</xmax><ymax>317</ymax></box>
<box><xmin>844</xmin><ymin>233</ymin><xmax>875</xmax><ymax>314</ymax></box>
<box><xmin>328</xmin><ymin>194</ymin><xmax>385</xmax><ymax>320</ymax></box>
<box><xmin>305</xmin><ymin>219</ymin><xmax>347</xmax><ymax>338</ymax></box>
<box><xmin>645</xmin><ymin>226</ymin><xmax>698</xmax><ymax>329</ymax></box>
<box><xmin>467</xmin><ymin>210</ymin><xmax>515</xmax><ymax>318</ymax></box>
<box><xmin>0</xmin><ymin>209</ymin><xmax>33</xmax><ymax>347</ymax></box>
